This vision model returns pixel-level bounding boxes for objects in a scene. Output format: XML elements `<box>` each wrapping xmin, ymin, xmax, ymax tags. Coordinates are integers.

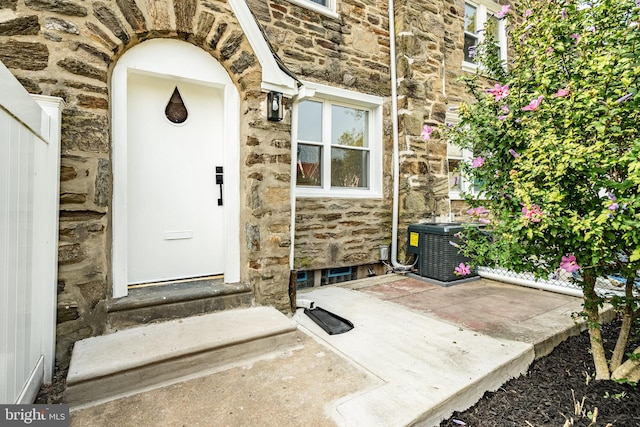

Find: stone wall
<box><xmin>0</xmin><ymin>0</ymin><xmax>291</xmax><ymax>365</ymax></box>
<box><xmin>393</xmin><ymin>0</ymin><xmax>511</xmax><ymax>257</ymax></box>
<box><xmin>250</xmin><ymin>0</ymin><xmax>395</xmax><ymax>271</ymax></box>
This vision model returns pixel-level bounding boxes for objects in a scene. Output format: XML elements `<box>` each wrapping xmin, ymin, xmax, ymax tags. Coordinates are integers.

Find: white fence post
<box><xmin>0</xmin><ymin>61</ymin><xmax>64</xmax><ymax>404</ymax></box>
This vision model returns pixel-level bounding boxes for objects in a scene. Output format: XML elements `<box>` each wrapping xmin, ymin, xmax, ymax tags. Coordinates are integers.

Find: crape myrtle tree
<box><xmin>446</xmin><ymin>0</ymin><xmax>640</xmax><ymax>381</ymax></box>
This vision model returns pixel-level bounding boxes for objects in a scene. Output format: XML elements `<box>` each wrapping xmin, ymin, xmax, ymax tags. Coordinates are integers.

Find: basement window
<box><xmin>321</xmin><ymin>267</ymin><xmax>357</xmax><ymax>285</ymax></box>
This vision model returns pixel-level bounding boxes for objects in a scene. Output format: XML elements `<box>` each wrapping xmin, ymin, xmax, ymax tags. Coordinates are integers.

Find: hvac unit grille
<box><xmin>407</xmin><ymin>223</ymin><xmax>476</xmax><ymax>282</ymax></box>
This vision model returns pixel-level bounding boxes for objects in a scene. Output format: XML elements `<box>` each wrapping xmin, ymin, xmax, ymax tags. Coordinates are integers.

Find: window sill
<box><xmin>286</xmin><ymin>0</ymin><xmax>340</xmax><ymax>19</ymax></box>
<box><xmin>462</xmin><ymin>61</ymin><xmax>478</xmax><ymax>74</ymax></box>
<box><xmin>296</xmin><ymin>187</ymin><xmax>382</xmax><ymax>199</ymax></box>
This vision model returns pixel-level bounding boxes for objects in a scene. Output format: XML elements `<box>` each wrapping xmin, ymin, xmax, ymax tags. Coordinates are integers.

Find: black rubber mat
<box><xmin>303</xmin><ymin>307</ymin><xmax>354</xmax><ymax>335</ymax></box>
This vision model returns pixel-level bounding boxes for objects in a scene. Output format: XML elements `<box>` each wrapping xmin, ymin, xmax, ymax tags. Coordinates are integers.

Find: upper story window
<box><xmin>294</xmin><ymin>81</ymin><xmax>383</xmax><ymax>199</ymax></box>
<box><xmin>463</xmin><ymin>0</ymin><xmax>508</xmax><ymax>72</ymax></box>
<box><xmin>287</xmin><ymin>0</ymin><xmax>338</xmax><ymax>19</ymax></box>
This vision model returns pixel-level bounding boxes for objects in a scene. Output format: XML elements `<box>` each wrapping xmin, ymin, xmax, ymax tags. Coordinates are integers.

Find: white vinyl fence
<box><xmin>1</xmin><ymin>61</ymin><xmax>64</xmax><ymax>404</ymax></box>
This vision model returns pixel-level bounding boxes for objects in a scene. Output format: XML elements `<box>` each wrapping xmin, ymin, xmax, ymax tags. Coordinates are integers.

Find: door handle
<box><xmin>216</xmin><ymin>166</ymin><xmax>223</xmax><ymax>206</ymax></box>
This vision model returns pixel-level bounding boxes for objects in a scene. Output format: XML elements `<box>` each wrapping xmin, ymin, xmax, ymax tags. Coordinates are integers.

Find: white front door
<box><xmin>127</xmin><ymin>72</ymin><xmax>226</xmax><ymax>284</ymax></box>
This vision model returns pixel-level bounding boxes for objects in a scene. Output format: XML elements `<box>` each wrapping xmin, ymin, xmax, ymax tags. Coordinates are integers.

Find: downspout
<box><xmin>388</xmin><ymin>0</ymin><xmax>412</xmax><ymax>271</ymax></box>
<box><xmin>289</xmin><ymin>86</ymin><xmax>314</xmax><ymax>272</ymax></box>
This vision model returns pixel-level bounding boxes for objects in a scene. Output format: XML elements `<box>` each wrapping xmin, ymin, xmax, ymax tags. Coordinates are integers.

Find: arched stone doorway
<box><xmin>111</xmin><ymin>39</ymin><xmax>240</xmax><ymax>298</ymax></box>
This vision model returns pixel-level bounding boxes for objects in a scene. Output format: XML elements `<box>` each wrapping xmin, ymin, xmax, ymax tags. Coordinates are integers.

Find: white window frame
<box><xmin>293</xmin><ymin>81</ymin><xmax>383</xmax><ymax>199</ymax></box>
<box><xmin>462</xmin><ymin>0</ymin><xmax>508</xmax><ymax>73</ymax></box>
<box><xmin>287</xmin><ymin>0</ymin><xmax>339</xmax><ymax>19</ymax></box>
<box><xmin>446</xmin><ymin>111</ymin><xmax>483</xmax><ymax>200</ymax></box>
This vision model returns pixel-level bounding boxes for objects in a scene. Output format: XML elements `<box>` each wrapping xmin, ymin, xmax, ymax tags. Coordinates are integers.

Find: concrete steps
<box><xmin>65</xmin><ymin>306</ymin><xmax>300</xmax><ymax>408</ymax></box>
<box><xmin>107</xmin><ymin>278</ymin><xmax>253</xmax><ymax>330</ymax></box>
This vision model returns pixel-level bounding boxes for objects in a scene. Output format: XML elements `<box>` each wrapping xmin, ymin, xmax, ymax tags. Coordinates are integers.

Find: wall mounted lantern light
<box><xmin>267</xmin><ymin>91</ymin><xmax>284</xmax><ymax>121</ymax></box>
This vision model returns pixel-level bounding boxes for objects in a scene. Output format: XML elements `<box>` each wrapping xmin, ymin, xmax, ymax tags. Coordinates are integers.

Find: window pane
<box><xmin>297</xmin><ymin>144</ymin><xmax>322</xmax><ymax>187</ymax></box>
<box><xmin>298</xmin><ymin>100</ymin><xmax>322</xmax><ymax>142</ymax></box>
<box><xmin>331</xmin><ymin>147</ymin><xmax>368</xmax><ymax>188</ymax></box>
<box><xmin>464</xmin><ymin>4</ymin><xmax>477</xmax><ymax>33</ymax></box>
<box><xmin>464</xmin><ymin>33</ymin><xmax>478</xmax><ymax>63</ymax></box>
<box><xmin>331</xmin><ymin>105</ymin><xmax>368</xmax><ymax>148</ymax></box>
<box><xmin>448</xmin><ymin>159</ymin><xmax>461</xmax><ymax>192</ymax></box>
<box><xmin>309</xmin><ymin>0</ymin><xmax>327</xmax><ymax>4</ymax></box>
<box><xmin>490</xmin><ymin>16</ymin><xmax>499</xmax><ymax>39</ymax></box>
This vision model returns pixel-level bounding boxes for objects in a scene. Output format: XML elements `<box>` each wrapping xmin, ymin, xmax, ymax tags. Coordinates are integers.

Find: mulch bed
<box><xmin>440</xmin><ymin>320</ymin><xmax>640</xmax><ymax>427</ymax></box>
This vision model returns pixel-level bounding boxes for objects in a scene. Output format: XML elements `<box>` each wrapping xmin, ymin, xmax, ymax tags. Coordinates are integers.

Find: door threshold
<box><xmin>110</xmin><ymin>277</ymin><xmax>250</xmax><ymax>313</ymax></box>
<box><xmin>128</xmin><ymin>275</ymin><xmax>224</xmax><ymax>289</ymax></box>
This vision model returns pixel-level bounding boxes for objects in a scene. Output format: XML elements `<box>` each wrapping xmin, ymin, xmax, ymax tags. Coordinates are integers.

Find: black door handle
<box><xmin>216</xmin><ymin>166</ymin><xmax>223</xmax><ymax>206</ymax></box>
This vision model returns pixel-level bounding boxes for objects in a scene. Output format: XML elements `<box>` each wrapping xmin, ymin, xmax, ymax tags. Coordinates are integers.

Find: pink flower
<box><xmin>525</xmin><ymin>9</ymin><xmax>533</xmax><ymax>17</ymax></box>
<box><xmin>560</xmin><ymin>255</ymin><xmax>580</xmax><ymax>273</ymax></box>
<box><xmin>471</xmin><ymin>156</ymin><xmax>486</xmax><ymax>168</ymax></box>
<box><xmin>522</xmin><ymin>204</ymin><xmax>544</xmax><ymax>223</ymax></box>
<box><xmin>421</xmin><ymin>125</ymin><xmax>433</xmax><ymax>141</ymax></box>
<box><xmin>522</xmin><ymin>95</ymin><xmax>544</xmax><ymax>111</ymax></box>
<box><xmin>466</xmin><ymin>206</ymin><xmax>489</xmax><ymax>217</ymax></box>
<box><xmin>486</xmin><ymin>84</ymin><xmax>509</xmax><ymax>101</ymax></box>
<box><xmin>496</xmin><ymin>4</ymin><xmax>510</xmax><ymax>18</ymax></box>
<box><xmin>553</xmin><ymin>87</ymin><xmax>570</xmax><ymax>98</ymax></box>
<box><xmin>454</xmin><ymin>263</ymin><xmax>471</xmax><ymax>276</ymax></box>
<box><xmin>498</xmin><ymin>115</ymin><xmax>508</xmax><ymax>121</ymax></box>
<box><xmin>508</xmin><ymin>148</ymin><xmax>519</xmax><ymax>158</ymax></box>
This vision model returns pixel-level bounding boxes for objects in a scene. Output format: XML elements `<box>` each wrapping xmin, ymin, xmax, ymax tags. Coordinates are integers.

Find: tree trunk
<box><xmin>609</xmin><ymin>276</ymin><xmax>636</xmax><ymax>373</ymax></box>
<box><xmin>583</xmin><ymin>273</ymin><xmax>610</xmax><ymax>380</ymax></box>
<box><xmin>612</xmin><ymin>346</ymin><xmax>640</xmax><ymax>381</ymax></box>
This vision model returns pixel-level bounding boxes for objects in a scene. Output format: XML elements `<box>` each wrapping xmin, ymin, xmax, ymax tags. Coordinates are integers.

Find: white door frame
<box><xmin>111</xmin><ymin>39</ymin><xmax>240</xmax><ymax>298</ymax></box>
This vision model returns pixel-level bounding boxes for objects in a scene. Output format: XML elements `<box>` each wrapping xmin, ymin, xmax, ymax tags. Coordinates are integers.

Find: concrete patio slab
<box><xmin>295</xmin><ymin>286</ymin><xmax>534</xmax><ymax>427</ymax></box>
<box><xmin>68</xmin><ymin>275</ymin><xmax>610</xmax><ymax>427</ymax></box>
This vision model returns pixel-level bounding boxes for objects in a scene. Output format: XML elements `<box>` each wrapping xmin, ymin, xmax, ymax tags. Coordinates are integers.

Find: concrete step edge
<box><xmin>67</xmin><ymin>306</ymin><xmax>296</xmax><ymax>383</ymax></box>
<box><xmin>64</xmin><ymin>329</ymin><xmax>302</xmax><ymax>408</ymax></box>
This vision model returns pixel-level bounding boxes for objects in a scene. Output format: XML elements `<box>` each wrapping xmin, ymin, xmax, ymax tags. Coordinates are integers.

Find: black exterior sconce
<box><xmin>267</xmin><ymin>91</ymin><xmax>283</xmax><ymax>121</ymax></box>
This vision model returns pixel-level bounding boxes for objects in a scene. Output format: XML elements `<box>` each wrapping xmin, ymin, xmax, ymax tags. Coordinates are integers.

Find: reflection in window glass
<box><xmin>331</xmin><ymin>147</ymin><xmax>368</xmax><ymax>188</ymax></box>
<box><xmin>464</xmin><ymin>3</ymin><xmax>477</xmax><ymax>32</ymax></box>
<box><xmin>297</xmin><ymin>144</ymin><xmax>322</xmax><ymax>187</ymax></box>
<box><xmin>297</xmin><ymin>100</ymin><xmax>323</xmax><ymax>142</ymax></box>
<box><xmin>331</xmin><ymin>105</ymin><xmax>368</xmax><ymax>148</ymax></box>
<box><xmin>296</xmin><ymin>97</ymin><xmax>373</xmax><ymax>192</ymax></box>
<box><xmin>464</xmin><ymin>4</ymin><xmax>478</xmax><ymax>63</ymax></box>
<box><xmin>448</xmin><ymin>159</ymin><xmax>462</xmax><ymax>192</ymax></box>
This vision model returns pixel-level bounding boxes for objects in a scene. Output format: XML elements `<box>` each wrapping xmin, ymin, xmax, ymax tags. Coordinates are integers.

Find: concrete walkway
<box><xmin>70</xmin><ymin>275</ymin><xmax>602</xmax><ymax>427</ymax></box>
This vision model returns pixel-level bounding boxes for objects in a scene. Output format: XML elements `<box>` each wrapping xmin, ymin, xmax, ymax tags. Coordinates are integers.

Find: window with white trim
<box><xmin>446</xmin><ymin>112</ymin><xmax>481</xmax><ymax>199</ymax></box>
<box><xmin>287</xmin><ymin>0</ymin><xmax>338</xmax><ymax>18</ymax></box>
<box><xmin>294</xmin><ymin>82</ymin><xmax>383</xmax><ymax>198</ymax></box>
<box><xmin>463</xmin><ymin>0</ymin><xmax>508</xmax><ymax>72</ymax></box>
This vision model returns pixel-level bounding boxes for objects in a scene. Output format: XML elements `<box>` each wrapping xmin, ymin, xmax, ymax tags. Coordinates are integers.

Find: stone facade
<box><xmin>0</xmin><ymin>0</ymin><xmax>511</xmax><ymax>366</ymax></box>
<box><xmin>0</xmin><ymin>0</ymin><xmax>292</xmax><ymax>365</ymax></box>
<box><xmin>249</xmin><ymin>0</ymin><xmax>395</xmax><ymax>271</ymax></box>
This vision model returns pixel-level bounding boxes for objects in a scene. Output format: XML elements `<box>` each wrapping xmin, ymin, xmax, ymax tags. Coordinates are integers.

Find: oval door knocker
<box><xmin>165</xmin><ymin>87</ymin><xmax>188</xmax><ymax>124</ymax></box>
